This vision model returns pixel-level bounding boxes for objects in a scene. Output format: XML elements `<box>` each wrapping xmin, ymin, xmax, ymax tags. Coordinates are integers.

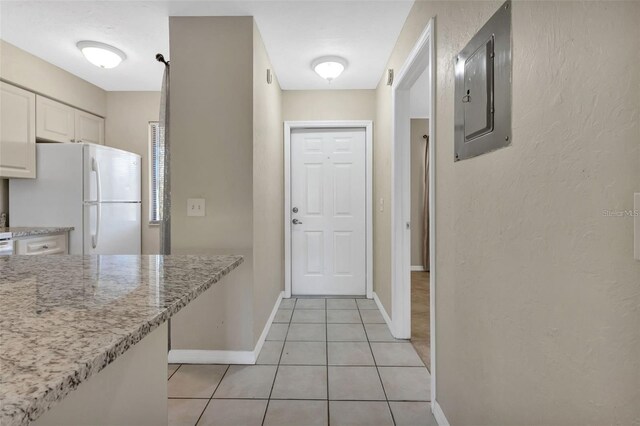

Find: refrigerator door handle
<box><xmin>91</xmin><ymin>157</ymin><xmax>102</xmax><ymax>249</ymax></box>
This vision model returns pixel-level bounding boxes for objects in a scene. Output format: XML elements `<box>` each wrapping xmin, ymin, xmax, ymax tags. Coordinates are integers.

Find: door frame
<box><xmin>284</xmin><ymin>121</ymin><xmax>373</xmax><ymax>299</ymax></box>
<box><xmin>390</xmin><ymin>17</ymin><xmax>436</xmax><ymax>399</ymax></box>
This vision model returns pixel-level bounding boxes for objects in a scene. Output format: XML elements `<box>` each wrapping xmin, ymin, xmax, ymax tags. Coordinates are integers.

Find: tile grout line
<box><xmin>281</xmin><ymin>340</ymin><xmax>376</xmax><ymax>343</ymax></box>
<box><xmin>193</xmin><ymin>364</ymin><xmax>231</xmax><ymax>426</ymax></box>
<box><xmin>167</xmin><ymin>363</ymin><xmax>182</xmax><ymax>381</ymax></box>
<box><xmin>269</xmin><ymin>363</ymin><xmax>397</xmax><ymax>368</ymax></box>
<box><xmin>358</xmin><ymin>303</ymin><xmax>397</xmax><ymax>426</ymax></box>
<box><xmin>325</xmin><ymin>300</ymin><xmax>330</xmax><ymax>426</ymax></box>
<box><xmin>261</xmin><ymin>297</ymin><xmax>296</xmax><ymax>426</ymax></box>
<box><xmin>199</xmin><ymin>397</ymin><xmax>428</xmax><ymax>402</ymax></box>
<box><xmin>166</xmin><ymin>397</ymin><xmax>210</xmax><ymax>400</ymax></box>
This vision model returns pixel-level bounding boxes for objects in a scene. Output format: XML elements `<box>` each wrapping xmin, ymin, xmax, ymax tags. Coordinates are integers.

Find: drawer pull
<box><xmin>41</xmin><ymin>244</ymin><xmax>49</xmax><ymax>249</ymax></box>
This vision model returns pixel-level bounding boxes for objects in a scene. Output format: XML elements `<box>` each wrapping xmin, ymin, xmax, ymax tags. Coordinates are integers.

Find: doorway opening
<box><xmin>410</xmin><ymin>117</ymin><xmax>430</xmax><ymax>368</ymax></box>
<box><xmin>391</xmin><ymin>18</ymin><xmax>435</xmax><ymax>388</ymax></box>
<box><xmin>284</xmin><ymin>121</ymin><xmax>373</xmax><ymax>299</ymax></box>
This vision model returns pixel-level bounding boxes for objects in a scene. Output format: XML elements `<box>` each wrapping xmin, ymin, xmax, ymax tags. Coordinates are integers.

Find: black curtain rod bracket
<box><xmin>156</xmin><ymin>53</ymin><xmax>169</xmax><ymax>66</ymax></box>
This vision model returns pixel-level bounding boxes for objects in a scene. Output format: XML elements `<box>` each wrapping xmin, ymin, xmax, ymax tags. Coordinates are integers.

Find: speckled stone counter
<box><xmin>0</xmin><ymin>254</ymin><xmax>243</xmax><ymax>426</ymax></box>
<box><xmin>0</xmin><ymin>227</ymin><xmax>74</xmax><ymax>238</ymax></box>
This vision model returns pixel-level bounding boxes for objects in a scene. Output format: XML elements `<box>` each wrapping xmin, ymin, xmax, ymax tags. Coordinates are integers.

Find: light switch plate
<box><xmin>187</xmin><ymin>198</ymin><xmax>205</xmax><ymax>217</ymax></box>
<box><xmin>635</xmin><ymin>193</ymin><xmax>640</xmax><ymax>261</ymax></box>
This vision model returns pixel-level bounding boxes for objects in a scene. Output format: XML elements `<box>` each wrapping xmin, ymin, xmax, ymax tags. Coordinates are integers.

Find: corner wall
<box><xmin>169</xmin><ymin>16</ymin><xmax>254</xmax><ymax>254</ymax></box>
<box><xmin>169</xmin><ymin>16</ymin><xmax>256</xmax><ymax>351</ymax></box>
<box><xmin>169</xmin><ymin>17</ymin><xmax>284</xmax><ymax>352</ymax></box>
<box><xmin>375</xmin><ymin>1</ymin><xmax>640</xmax><ymax>423</ymax></box>
<box><xmin>252</xmin><ymin>21</ymin><xmax>284</xmax><ymax>345</ymax></box>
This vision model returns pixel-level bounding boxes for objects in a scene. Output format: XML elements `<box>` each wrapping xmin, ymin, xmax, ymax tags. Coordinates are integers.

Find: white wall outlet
<box><xmin>379</xmin><ymin>197</ymin><xmax>385</xmax><ymax>212</ymax></box>
<box><xmin>635</xmin><ymin>193</ymin><xmax>640</xmax><ymax>261</ymax></box>
<box><xmin>187</xmin><ymin>198</ymin><xmax>205</xmax><ymax>217</ymax></box>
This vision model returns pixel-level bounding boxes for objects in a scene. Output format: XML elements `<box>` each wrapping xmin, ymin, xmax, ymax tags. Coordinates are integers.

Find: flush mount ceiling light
<box><xmin>312</xmin><ymin>56</ymin><xmax>347</xmax><ymax>82</ymax></box>
<box><xmin>77</xmin><ymin>41</ymin><xmax>126</xmax><ymax>69</ymax></box>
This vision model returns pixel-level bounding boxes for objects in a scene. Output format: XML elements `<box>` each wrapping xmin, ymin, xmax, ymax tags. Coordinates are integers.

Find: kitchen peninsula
<box><xmin>0</xmin><ymin>254</ymin><xmax>243</xmax><ymax>426</ymax></box>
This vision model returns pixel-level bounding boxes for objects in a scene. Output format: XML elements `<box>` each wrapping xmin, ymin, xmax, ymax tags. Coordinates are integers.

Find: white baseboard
<box><xmin>168</xmin><ymin>349</ymin><xmax>256</xmax><ymax>364</ymax></box>
<box><xmin>169</xmin><ymin>291</ymin><xmax>284</xmax><ymax>365</ymax></box>
<box><xmin>252</xmin><ymin>291</ymin><xmax>284</xmax><ymax>360</ymax></box>
<box><xmin>432</xmin><ymin>400</ymin><xmax>450</xmax><ymax>426</ymax></box>
<box><xmin>411</xmin><ymin>265</ymin><xmax>426</xmax><ymax>271</ymax></box>
<box><xmin>372</xmin><ymin>292</ymin><xmax>395</xmax><ymax>335</ymax></box>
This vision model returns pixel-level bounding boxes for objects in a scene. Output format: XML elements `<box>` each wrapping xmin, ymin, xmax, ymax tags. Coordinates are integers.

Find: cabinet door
<box><xmin>75</xmin><ymin>110</ymin><xmax>105</xmax><ymax>145</ymax></box>
<box><xmin>0</xmin><ymin>82</ymin><xmax>36</xmax><ymax>178</ymax></box>
<box><xmin>36</xmin><ymin>95</ymin><xmax>75</xmax><ymax>143</ymax></box>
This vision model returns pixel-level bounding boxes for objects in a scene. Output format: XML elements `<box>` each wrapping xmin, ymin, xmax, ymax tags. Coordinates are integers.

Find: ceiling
<box><xmin>0</xmin><ymin>1</ymin><xmax>413</xmax><ymax>91</ymax></box>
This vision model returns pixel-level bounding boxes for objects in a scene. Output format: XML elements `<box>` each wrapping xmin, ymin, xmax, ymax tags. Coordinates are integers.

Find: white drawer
<box><xmin>15</xmin><ymin>233</ymin><xmax>68</xmax><ymax>255</ymax></box>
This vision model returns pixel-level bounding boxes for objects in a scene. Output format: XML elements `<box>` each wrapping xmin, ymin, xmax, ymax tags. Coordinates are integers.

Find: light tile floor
<box><xmin>167</xmin><ymin>298</ymin><xmax>437</xmax><ymax>426</ymax></box>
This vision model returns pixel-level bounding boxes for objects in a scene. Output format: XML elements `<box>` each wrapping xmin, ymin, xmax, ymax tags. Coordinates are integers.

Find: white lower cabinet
<box><xmin>15</xmin><ymin>233</ymin><xmax>68</xmax><ymax>255</ymax></box>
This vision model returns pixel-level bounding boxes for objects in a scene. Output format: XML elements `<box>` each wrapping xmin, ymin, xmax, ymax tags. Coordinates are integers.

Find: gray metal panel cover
<box><xmin>455</xmin><ymin>0</ymin><xmax>511</xmax><ymax>161</ymax></box>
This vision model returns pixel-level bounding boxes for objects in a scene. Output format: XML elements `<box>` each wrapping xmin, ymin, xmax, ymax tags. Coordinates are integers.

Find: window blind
<box><xmin>149</xmin><ymin>121</ymin><xmax>162</xmax><ymax>223</ymax></box>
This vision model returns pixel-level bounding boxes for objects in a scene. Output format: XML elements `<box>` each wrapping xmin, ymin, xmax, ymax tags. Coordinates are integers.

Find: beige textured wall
<box><xmin>169</xmin><ymin>17</ymin><xmax>284</xmax><ymax>351</ymax></box>
<box><xmin>0</xmin><ymin>40</ymin><xmax>106</xmax><ymax>116</ymax></box>
<box><xmin>105</xmin><ymin>92</ymin><xmax>161</xmax><ymax>254</ymax></box>
<box><xmin>169</xmin><ymin>16</ymin><xmax>255</xmax><ymax>350</ymax></box>
<box><xmin>170</xmin><ymin>16</ymin><xmax>254</xmax><ymax>252</ymax></box>
<box><xmin>282</xmin><ymin>90</ymin><xmax>375</xmax><ymax>121</ymax></box>
<box><xmin>252</xmin><ymin>22</ymin><xmax>284</xmax><ymax>344</ymax></box>
<box><xmin>376</xmin><ymin>1</ymin><xmax>640</xmax><ymax>424</ymax></box>
<box><xmin>171</xmin><ymin>249</ymin><xmax>255</xmax><ymax>351</ymax></box>
<box><xmin>373</xmin><ymin>76</ymin><xmax>393</xmax><ymax>312</ymax></box>
<box><xmin>410</xmin><ymin>119</ymin><xmax>428</xmax><ymax>267</ymax></box>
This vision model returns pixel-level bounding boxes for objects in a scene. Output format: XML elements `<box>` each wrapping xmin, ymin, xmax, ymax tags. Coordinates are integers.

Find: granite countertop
<box><xmin>0</xmin><ymin>254</ymin><xmax>243</xmax><ymax>426</ymax></box>
<box><xmin>0</xmin><ymin>227</ymin><xmax>74</xmax><ymax>238</ymax></box>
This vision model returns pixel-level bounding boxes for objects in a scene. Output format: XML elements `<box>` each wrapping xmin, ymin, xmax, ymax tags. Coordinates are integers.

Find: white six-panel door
<box><xmin>291</xmin><ymin>128</ymin><xmax>366</xmax><ymax>295</ymax></box>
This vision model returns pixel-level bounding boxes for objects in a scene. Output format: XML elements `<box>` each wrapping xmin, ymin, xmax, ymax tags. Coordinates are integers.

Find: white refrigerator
<box><xmin>10</xmin><ymin>143</ymin><xmax>141</xmax><ymax>254</ymax></box>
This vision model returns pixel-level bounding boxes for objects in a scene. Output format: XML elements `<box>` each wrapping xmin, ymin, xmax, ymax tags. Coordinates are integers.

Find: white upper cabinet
<box><xmin>0</xmin><ymin>82</ymin><xmax>36</xmax><ymax>178</ymax></box>
<box><xmin>36</xmin><ymin>96</ymin><xmax>75</xmax><ymax>143</ymax></box>
<box><xmin>75</xmin><ymin>110</ymin><xmax>104</xmax><ymax>145</ymax></box>
<box><xmin>36</xmin><ymin>96</ymin><xmax>104</xmax><ymax>144</ymax></box>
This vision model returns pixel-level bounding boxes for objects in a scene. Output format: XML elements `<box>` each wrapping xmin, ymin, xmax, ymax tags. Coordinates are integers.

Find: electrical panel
<box><xmin>455</xmin><ymin>0</ymin><xmax>512</xmax><ymax>161</ymax></box>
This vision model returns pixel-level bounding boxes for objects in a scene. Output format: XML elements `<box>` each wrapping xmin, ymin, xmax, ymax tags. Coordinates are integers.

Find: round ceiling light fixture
<box><xmin>312</xmin><ymin>56</ymin><xmax>347</xmax><ymax>82</ymax></box>
<box><xmin>77</xmin><ymin>41</ymin><xmax>126</xmax><ymax>69</ymax></box>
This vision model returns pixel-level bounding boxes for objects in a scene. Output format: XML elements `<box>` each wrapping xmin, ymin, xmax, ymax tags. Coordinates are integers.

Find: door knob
<box><xmin>292</xmin><ymin>219</ymin><xmax>303</xmax><ymax>225</ymax></box>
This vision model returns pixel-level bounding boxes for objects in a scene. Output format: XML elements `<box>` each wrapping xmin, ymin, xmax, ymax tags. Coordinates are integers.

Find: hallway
<box><xmin>167</xmin><ymin>298</ymin><xmax>436</xmax><ymax>425</ymax></box>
